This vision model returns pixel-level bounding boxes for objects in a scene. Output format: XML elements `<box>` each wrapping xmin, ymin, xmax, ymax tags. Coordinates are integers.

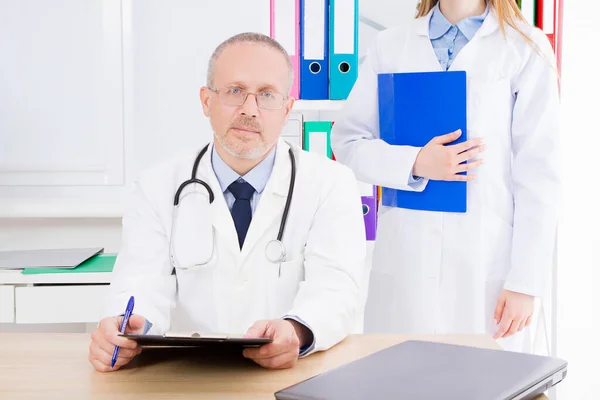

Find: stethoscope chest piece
<box><xmin>265</xmin><ymin>239</ymin><xmax>286</xmax><ymax>264</ymax></box>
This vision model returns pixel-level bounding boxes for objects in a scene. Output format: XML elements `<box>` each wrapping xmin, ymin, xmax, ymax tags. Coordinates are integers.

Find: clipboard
<box><xmin>120</xmin><ymin>332</ymin><xmax>272</xmax><ymax>349</ymax></box>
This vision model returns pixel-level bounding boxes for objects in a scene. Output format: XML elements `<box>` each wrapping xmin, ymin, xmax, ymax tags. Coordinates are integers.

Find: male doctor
<box><xmin>89</xmin><ymin>33</ymin><xmax>367</xmax><ymax>372</ymax></box>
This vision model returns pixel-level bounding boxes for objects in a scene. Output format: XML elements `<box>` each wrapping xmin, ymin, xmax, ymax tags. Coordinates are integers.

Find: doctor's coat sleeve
<box><xmin>101</xmin><ymin>176</ymin><xmax>176</xmax><ymax>334</ymax></box>
<box><xmin>330</xmin><ymin>37</ymin><xmax>427</xmax><ymax>192</ymax></box>
<box><xmin>503</xmin><ymin>30</ymin><xmax>561</xmax><ymax>298</ymax></box>
<box><xmin>285</xmin><ymin>165</ymin><xmax>368</xmax><ymax>355</ymax></box>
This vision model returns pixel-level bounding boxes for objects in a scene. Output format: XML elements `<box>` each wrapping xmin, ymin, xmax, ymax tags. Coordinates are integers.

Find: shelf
<box><xmin>293</xmin><ymin>100</ymin><xmax>345</xmax><ymax>111</ymax></box>
<box><xmin>0</xmin><ymin>270</ymin><xmax>112</xmax><ymax>285</ymax></box>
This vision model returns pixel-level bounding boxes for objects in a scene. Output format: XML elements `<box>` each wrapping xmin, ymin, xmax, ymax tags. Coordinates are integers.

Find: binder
<box><xmin>329</xmin><ymin>0</ymin><xmax>359</xmax><ymax>100</ymax></box>
<box><xmin>378</xmin><ymin>71</ymin><xmax>468</xmax><ymax>213</ymax></box>
<box><xmin>536</xmin><ymin>0</ymin><xmax>563</xmax><ymax>73</ymax></box>
<box><xmin>519</xmin><ymin>0</ymin><xmax>536</xmax><ymax>26</ymax></box>
<box><xmin>300</xmin><ymin>0</ymin><xmax>329</xmax><ymax>99</ymax></box>
<box><xmin>536</xmin><ymin>0</ymin><xmax>555</xmax><ymax>36</ymax></box>
<box><xmin>21</xmin><ymin>253</ymin><xmax>116</xmax><ymax>275</ymax></box>
<box><xmin>331</xmin><ymin>121</ymin><xmax>336</xmax><ymax>160</ymax></box>
<box><xmin>281</xmin><ymin>112</ymin><xmax>304</xmax><ymax>148</ymax></box>
<box><xmin>303</xmin><ymin>121</ymin><xmax>332</xmax><ymax>158</ymax></box>
<box><xmin>555</xmin><ymin>0</ymin><xmax>564</xmax><ymax>74</ymax></box>
<box><xmin>271</xmin><ymin>0</ymin><xmax>300</xmax><ymax>99</ymax></box>
<box><xmin>359</xmin><ymin>182</ymin><xmax>377</xmax><ymax>241</ymax></box>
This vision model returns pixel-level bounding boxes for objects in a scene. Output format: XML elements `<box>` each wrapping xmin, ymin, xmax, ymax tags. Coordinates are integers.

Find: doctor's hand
<box><xmin>493</xmin><ymin>290</ymin><xmax>535</xmax><ymax>339</ymax></box>
<box><xmin>89</xmin><ymin>315</ymin><xmax>145</xmax><ymax>372</ymax></box>
<box><xmin>242</xmin><ymin>319</ymin><xmax>306</xmax><ymax>369</ymax></box>
<box><xmin>413</xmin><ymin>129</ymin><xmax>485</xmax><ymax>181</ymax></box>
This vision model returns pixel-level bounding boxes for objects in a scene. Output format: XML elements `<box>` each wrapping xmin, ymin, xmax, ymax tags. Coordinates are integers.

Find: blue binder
<box><xmin>329</xmin><ymin>0</ymin><xmax>359</xmax><ymax>100</ymax></box>
<box><xmin>378</xmin><ymin>71</ymin><xmax>468</xmax><ymax>213</ymax></box>
<box><xmin>300</xmin><ymin>0</ymin><xmax>329</xmax><ymax>99</ymax></box>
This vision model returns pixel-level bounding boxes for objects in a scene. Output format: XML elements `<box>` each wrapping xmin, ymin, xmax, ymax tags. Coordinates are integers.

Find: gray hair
<box><xmin>206</xmin><ymin>32</ymin><xmax>294</xmax><ymax>96</ymax></box>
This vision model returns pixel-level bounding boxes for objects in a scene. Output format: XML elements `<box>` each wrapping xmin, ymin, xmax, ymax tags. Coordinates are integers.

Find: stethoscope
<box><xmin>170</xmin><ymin>143</ymin><xmax>296</xmax><ymax>276</ymax></box>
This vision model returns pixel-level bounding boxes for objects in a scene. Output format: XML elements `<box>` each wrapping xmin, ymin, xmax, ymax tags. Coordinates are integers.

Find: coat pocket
<box><xmin>273</xmin><ymin>257</ymin><xmax>305</xmax><ymax>316</ymax></box>
<box><xmin>467</xmin><ymin>77</ymin><xmax>513</xmax><ymax>142</ymax></box>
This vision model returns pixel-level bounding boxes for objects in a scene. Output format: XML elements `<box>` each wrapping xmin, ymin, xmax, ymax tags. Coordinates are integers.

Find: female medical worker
<box><xmin>331</xmin><ymin>0</ymin><xmax>560</xmax><ymax>351</ymax></box>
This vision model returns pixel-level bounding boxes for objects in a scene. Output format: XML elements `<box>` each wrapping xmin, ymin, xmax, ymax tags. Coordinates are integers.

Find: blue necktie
<box><xmin>228</xmin><ymin>180</ymin><xmax>255</xmax><ymax>249</ymax></box>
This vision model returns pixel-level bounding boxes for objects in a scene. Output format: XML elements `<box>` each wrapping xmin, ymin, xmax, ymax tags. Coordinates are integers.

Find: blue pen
<box><xmin>111</xmin><ymin>295</ymin><xmax>135</xmax><ymax>368</ymax></box>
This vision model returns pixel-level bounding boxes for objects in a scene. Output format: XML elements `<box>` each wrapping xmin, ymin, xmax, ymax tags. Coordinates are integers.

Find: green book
<box><xmin>21</xmin><ymin>253</ymin><xmax>116</xmax><ymax>275</ymax></box>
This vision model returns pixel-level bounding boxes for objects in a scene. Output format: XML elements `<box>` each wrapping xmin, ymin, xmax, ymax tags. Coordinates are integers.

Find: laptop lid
<box><xmin>275</xmin><ymin>340</ymin><xmax>567</xmax><ymax>400</ymax></box>
<box><xmin>0</xmin><ymin>247</ymin><xmax>104</xmax><ymax>269</ymax></box>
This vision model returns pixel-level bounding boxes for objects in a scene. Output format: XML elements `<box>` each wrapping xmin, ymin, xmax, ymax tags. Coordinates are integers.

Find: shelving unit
<box><xmin>292</xmin><ymin>100</ymin><xmax>345</xmax><ymax>111</ymax></box>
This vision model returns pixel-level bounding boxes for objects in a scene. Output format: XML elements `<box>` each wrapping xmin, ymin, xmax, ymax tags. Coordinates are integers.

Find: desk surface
<box><xmin>0</xmin><ymin>333</ymin><xmax>548</xmax><ymax>400</ymax></box>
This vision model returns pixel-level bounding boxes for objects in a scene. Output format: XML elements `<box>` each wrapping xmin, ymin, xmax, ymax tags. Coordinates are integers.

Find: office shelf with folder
<box><xmin>293</xmin><ymin>100</ymin><xmax>345</xmax><ymax>111</ymax></box>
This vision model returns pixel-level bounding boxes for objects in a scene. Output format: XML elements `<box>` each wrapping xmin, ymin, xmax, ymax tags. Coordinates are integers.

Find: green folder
<box><xmin>303</xmin><ymin>121</ymin><xmax>332</xmax><ymax>159</ymax></box>
<box><xmin>21</xmin><ymin>253</ymin><xmax>116</xmax><ymax>275</ymax></box>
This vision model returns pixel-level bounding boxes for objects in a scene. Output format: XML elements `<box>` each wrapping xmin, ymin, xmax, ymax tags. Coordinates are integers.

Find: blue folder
<box><xmin>378</xmin><ymin>71</ymin><xmax>468</xmax><ymax>213</ymax></box>
<box><xmin>300</xmin><ymin>0</ymin><xmax>329</xmax><ymax>99</ymax></box>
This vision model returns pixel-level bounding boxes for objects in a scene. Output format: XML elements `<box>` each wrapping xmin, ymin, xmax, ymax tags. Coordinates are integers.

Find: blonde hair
<box><xmin>416</xmin><ymin>0</ymin><xmax>561</xmax><ymax>82</ymax></box>
<box><xmin>417</xmin><ymin>0</ymin><xmax>538</xmax><ymax>51</ymax></box>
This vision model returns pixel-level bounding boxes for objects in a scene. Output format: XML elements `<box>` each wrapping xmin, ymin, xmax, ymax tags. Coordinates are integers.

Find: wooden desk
<box><xmin>0</xmin><ymin>333</ymin><xmax>547</xmax><ymax>400</ymax></box>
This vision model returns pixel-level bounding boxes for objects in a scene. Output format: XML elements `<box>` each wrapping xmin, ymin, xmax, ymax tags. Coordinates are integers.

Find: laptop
<box><xmin>275</xmin><ymin>340</ymin><xmax>567</xmax><ymax>400</ymax></box>
<box><xmin>0</xmin><ymin>247</ymin><xmax>104</xmax><ymax>270</ymax></box>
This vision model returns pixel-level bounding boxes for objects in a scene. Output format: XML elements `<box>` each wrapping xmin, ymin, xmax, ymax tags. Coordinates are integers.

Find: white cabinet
<box><xmin>0</xmin><ymin>271</ymin><xmax>112</xmax><ymax>325</ymax></box>
<box><xmin>14</xmin><ymin>285</ymin><xmax>108</xmax><ymax>324</ymax></box>
<box><xmin>0</xmin><ymin>286</ymin><xmax>15</xmax><ymax>323</ymax></box>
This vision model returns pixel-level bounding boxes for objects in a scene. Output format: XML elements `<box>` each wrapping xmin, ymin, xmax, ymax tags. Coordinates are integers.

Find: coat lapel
<box><xmin>239</xmin><ymin>139</ymin><xmax>291</xmax><ymax>262</ymax></box>
<box><xmin>196</xmin><ymin>142</ymin><xmax>240</xmax><ymax>257</ymax></box>
<box><xmin>410</xmin><ymin>11</ymin><xmax>445</xmax><ymax>72</ymax></box>
<box><xmin>411</xmin><ymin>6</ymin><xmax>500</xmax><ymax>73</ymax></box>
<box><xmin>448</xmin><ymin>7</ymin><xmax>500</xmax><ymax>72</ymax></box>
<box><xmin>414</xmin><ymin>5</ymin><xmax>499</xmax><ymax>38</ymax></box>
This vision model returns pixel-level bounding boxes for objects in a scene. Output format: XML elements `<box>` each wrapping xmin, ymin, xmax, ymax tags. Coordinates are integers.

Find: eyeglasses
<box><xmin>208</xmin><ymin>87</ymin><xmax>287</xmax><ymax>110</ymax></box>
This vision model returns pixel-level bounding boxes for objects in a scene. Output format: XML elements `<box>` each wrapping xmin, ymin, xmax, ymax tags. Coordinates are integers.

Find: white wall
<box><xmin>0</xmin><ymin>218</ymin><xmax>122</xmax><ymax>253</ymax></box>
<box><xmin>555</xmin><ymin>1</ymin><xmax>600</xmax><ymax>399</ymax></box>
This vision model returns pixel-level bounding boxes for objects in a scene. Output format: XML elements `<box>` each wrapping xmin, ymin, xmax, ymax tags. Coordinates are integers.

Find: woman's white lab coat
<box><xmin>331</xmin><ymin>8</ymin><xmax>560</xmax><ymax>349</ymax></box>
<box><xmin>102</xmin><ymin>139</ymin><xmax>367</xmax><ymax>355</ymax></box>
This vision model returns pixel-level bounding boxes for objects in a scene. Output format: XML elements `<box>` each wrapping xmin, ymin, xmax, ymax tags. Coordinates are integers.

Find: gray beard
<box><xmin>214</xmin><ymin>131</ymin><xmax>275</xmax><ymax>160</ymax></box>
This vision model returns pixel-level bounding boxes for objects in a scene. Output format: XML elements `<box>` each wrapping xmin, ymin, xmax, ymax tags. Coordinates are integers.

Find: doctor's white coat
<box><xmin>103</xmin><ymin>139</ymin><xmax>367</xmax><ymax>355</ymax></box>
<box><xmin>331</xmin><ymin>8</ymin><xmax>560</xmax><ymax>349</ymax></box>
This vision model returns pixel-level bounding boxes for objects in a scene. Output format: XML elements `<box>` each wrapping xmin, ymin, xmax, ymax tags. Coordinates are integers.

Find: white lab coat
<box><xmin>103</xmin><ymin>139</ymin><xmax>368</xmax><ymax>355</ymax></box>
<box><xmin>331</xmin><ymin>8</ymin><xmax>560</xmax><ymax>350</ymax></box>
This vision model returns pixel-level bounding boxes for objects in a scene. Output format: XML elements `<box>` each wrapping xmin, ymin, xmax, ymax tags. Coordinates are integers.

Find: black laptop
<box><xmin>275</xmin><ymin>340</ymin><xmax>567</xmax><ymax>400</ymax></box>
